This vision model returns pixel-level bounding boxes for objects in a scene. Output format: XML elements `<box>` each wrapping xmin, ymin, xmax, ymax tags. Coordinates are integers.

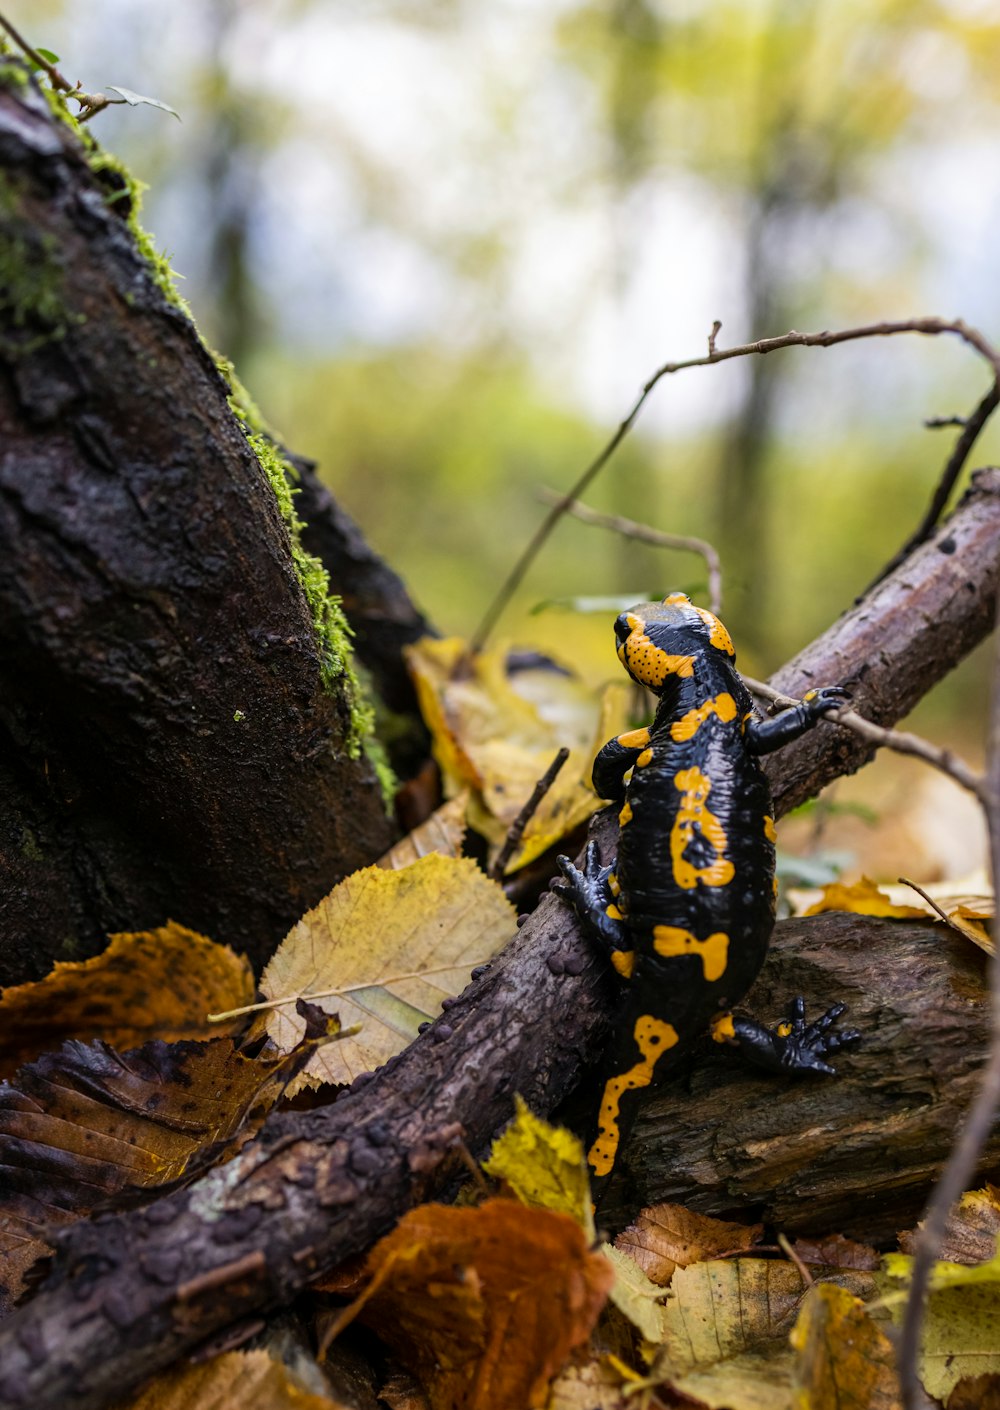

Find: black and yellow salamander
<box><xmin>556</xmin><ymin>593</ymin><xmax>859</xmax><ymax>1206</ymax></box>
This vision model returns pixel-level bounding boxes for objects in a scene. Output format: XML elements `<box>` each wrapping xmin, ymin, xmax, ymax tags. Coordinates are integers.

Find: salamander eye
<box><xmin>614</xmin><ymin>614</ymin><xmax>631</xmax><ymax>647</ymax></box>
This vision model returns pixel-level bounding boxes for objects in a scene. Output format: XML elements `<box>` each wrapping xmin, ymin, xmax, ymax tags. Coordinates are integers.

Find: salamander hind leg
<box><xmin>711</xmin><ymin>996</ymin><xmax>861</xmax><ymax>1075</ymax></box>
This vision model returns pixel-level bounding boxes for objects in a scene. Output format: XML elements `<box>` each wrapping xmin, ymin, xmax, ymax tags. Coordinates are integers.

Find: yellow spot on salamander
<box><xmin>635</xmin><ymin>749</ymin><xmax>653</xmax><ymax>768</ymax></box>
<box><xmin>772</xmin><ymin>874</ymin><xmax>780</xmax><ymax>900</ymax></box>
<box><xmin>670</xmin><ymin>692</ymin><xmax>738</xmax><ymax>743</ymax></box>
<box><xmin>652</xmin><ymin>926</ymin><xmax>729</xmax><ymax>982</ymax></box>
<box><xmin>763</xmin><ymin>815</ymin><xmax>777</xmax><ymax>843</ymax></box>
<box><xmin>776</xmin><ymin>1021</ymin><xmax>793</xmax><ymax>1038</ymax></box>
<box><xmin>619</xmin><ymin>801</ymin><xmax>633</xmax><ymax>826</ymax></box>
<box><xmin>694</xmin><ymin>606</ymin><xmax>736</xmax><ymax>656</ymax></box>
<box><xmin>587</xmin><ymin>1015</ymin><xmax>679</xmax><ymax>1177</ymax></box>
<box><xmin>619</xmin><ymin>616</ymin><xmax>695</xmax><ymax>688</ymax></box>
<box><xmin>670</xmin><ymin>766</ymin><xmax>735</xmax><ymax>889</ymax></box>
<box><xmin>711</xmin><ymin>1013</ymin><xmax>736</xmax><ymax>1044</ymax></box>
<box><xmin>610</xmin><ymin>949</ymin><xmax>635</xmax><ymax>978</ymax></box>
<box><xmin>606</xmin><ymin>903</ymin><xmax>623</xmax><ymax>920</ymax></box>
<box><xmin>608</xmin><ymin>872</ymin><xmax>620</xmax><ymax>897</ymax></box>
<box><xmin>617</xmin><ymin>726</ymin><xmax>651</xmax><ymax>749</ymax></box>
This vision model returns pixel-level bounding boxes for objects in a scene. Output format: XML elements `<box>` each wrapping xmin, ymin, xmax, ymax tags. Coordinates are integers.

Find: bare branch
<box><xmin>489</xmin><ymin>746</ymin><xmax>570</xmax><ymax>881</ymax></box>
<box><xmin>743</xmin><ymin>676</ymin><xmax>987</xmax><ymax>804</ymax></box>
<box><xmin>537</xmin><ymin>488</ymin><xmax>723</xmax><ymax>615</ymax></box>
<box><xmin>472</xmin><ymin>317</ymin><xmax>1000</xmax><ymax>653</ymax></box>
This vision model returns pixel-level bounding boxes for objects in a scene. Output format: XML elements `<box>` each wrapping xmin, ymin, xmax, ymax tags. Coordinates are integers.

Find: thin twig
<box><xmin>489</xmin><ymin>747</ymin><xmax>570</xmax><ymax>880</ymax></box>
<box><xmin>866</xmin><ymin>380</ymin><xmax>1000</xmax><ymax>592</ymax></box>
<box><xmin>537</xmin><ymin>487</ymin><xmax>723</xmax><ymax>615</ymax></box>
<box><xmin>924</xmin><ymin>415</ymin><xmax>968</xmax><ymax>430</ymax></box>
<box><xmin>708</xmin><ymin>319</ymin><xmax>722</xmax><ymax>355</ymax></box>
<box><xmin>742</xmin><ymin>676</ymin><xmax>987</xmax><ymax>803</ymax></box>
<box><xmin>777</xmin><ymin>1232</ymin><xmax>814</xmax><ymax>1290</ymax></box>
<box><xmin>0</xmin><ymin>10</ymin><xmax>120</xmax><ymax>121</ymax></box>
<box><xmin>898</xmin><ymin>588</ymin><xmax>1000</xmax><ymax>1410</ymax></box>
<box><xmin>471</xmin><ymin>317</ymin><xmax>1000</xmax><ymax>654</ymax></box>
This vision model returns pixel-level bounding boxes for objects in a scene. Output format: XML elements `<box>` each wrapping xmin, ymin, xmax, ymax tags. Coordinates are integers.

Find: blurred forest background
<box><xmin>21</xmin><ymin>0</ymin><xmax>1000</xmax><ymax>877</ymax></box>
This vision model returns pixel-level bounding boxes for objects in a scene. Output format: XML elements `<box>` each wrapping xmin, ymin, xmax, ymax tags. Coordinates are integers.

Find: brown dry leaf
<box><xmin>0</xmin><ymin>924</ymin><xmax>254</xmax><ymax>1079</ymax></box>
<box><xmin>802</xmin><ymin>877</ymin><xmax>926</xmax><ymax>920</ymax></box>
<box><xmin>0</xmin><ymin>1014</ymin><xmax>332</xmax><ymax>1314</ymax></box>
<box><xmin>648</xmin><ymin>1259</ymin><xmax>880</xmax><ymax>1410</ymax></box>
<box><xmin>406</xmin><ymin>636</ymin><xmax>630</xmax><ymax>872</ymax></box>
<box><xmin>107</xmin><ymin>1348</ymin><xmax>345</xmax><ymax>1409</ymax></box>
<box><xmin>789</xmin><ymin>1281</ymin><xmax>899</xmax><ymax>1409</ymax></box>
<box><xmin>615</xmin><ymin>1202</ymin><xmax>764</xmax><ymax>1286</ymax></box>
<box><xmin>791</xmin><ymin>1233</ymin><xmax>880</xmax><ymax>1272</ymax></box>
<box><xmin>547</xmin><ymin>1359</ymin><xmax>632</xmax><ymax>1410</ymax></box>
<box><xmin>947</xmin><ymin>1374</ymin><xmax>1000</xmax><ymax>1409</ymax></box>
<box><xmin>324</xmin><ymin>1197</ymin><xmax>614</xmax><ymax>1410</ymax></box>
<box><xmin>377</xmin><ymin>794</ymin><xmax>469</xmax><ymax>870</ymax></box>
<box><xmin>899</xmin><ymin>1186</ymin><xmax>1000</xmax><ymax>1265</ymax></box>
<box><xmin>255</xmin><ymin>854</ymin><xmax>515</xmax><ymax>1091</ymax></box>
<box><xmin>887</xmin><ymin>884</ymin><xmax>994</xmax><ymax>955</ymax></box>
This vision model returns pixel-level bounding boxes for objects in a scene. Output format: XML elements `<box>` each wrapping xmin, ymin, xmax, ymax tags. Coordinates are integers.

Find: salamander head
<box><xmin>614</xmin><ymin>593</ymin><xmax>735</xmax><ymax>691</ymax></box>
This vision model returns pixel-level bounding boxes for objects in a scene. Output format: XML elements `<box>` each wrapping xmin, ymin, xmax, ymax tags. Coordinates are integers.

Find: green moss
<box><xmin>0</xmin><ymin>169</ymin><xmax>68</xmax><ymax>354</ymax></box>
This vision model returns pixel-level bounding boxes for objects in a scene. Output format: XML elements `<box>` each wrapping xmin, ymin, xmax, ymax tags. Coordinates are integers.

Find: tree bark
<box><xmin>0</xmin><ymin>69</ymin><xmax>398</xmax><ymax>983</ymax></box>
<box><xmin>0</xmin><ymin>465</ymin><xmax>996</xmax><ymax>1408</ymax></box>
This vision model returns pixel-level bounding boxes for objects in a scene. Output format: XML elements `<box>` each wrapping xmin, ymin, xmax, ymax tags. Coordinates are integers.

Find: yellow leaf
<box><xmin>789</xmin><ymin>1282</ymin><xmax>899</xmax><ymax>1409</ymax></box>
<box><xmin>600</xmin><ymin>1243</ymin><xmax>670</xmax><ymax>1344</ymax></box>
<box><xmin>615</xmin><ymin>1202</ymin><xmax>764</xmax><ymax>1286</ymax></box>
<box><xmin>405</xmin><ymin>636</ymin><xmax>630</xmax><ymax>872</ymax></box>
<box><xmin>803</xmin><ymin>877</ymin><xmax>925</xmax><ymax>919</ymax></box>
<box><xmin>108</xmin><ymin>1348</ymin><xmax>345</xmax><ymax>1409</ymax></box>
<box><xmin>323</xmin><ymin>1198</ymin><xmax>614</xmax><ymax>1410</ymax></box>
<box><xmin>0</xmin><ymin>924</ymin><xmax>254</xmax><ymax>1079</ymax></box>
<box><xmin>377</xmin><ymin>794</ymin><xmax>468</xmax><ymax>870</ymax></box>
<box><xmin>647</xmin><ymin>1259</ymin><xmax>879</xmax><ymax>1410</ymax></box>
<box><xmin>255</xmin><ymin>854</ymin><xmax>516</xmax><ymax>1090</ymax></box>
<box><xmin>483</xmin><ymin>1095</ymin><xmax>594</xmax><ymax>1237</ymax></box>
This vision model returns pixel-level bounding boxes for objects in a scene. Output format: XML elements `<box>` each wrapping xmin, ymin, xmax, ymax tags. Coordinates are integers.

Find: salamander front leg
<box><xmin>554</xmin><ymin>840</ymin><xmax>635</xmax><ymax>977</ymax></box>
<box><xmin>711</xmin><ymin>996</ymin><xmax>860</xmax><ymax>1075</ymax></box>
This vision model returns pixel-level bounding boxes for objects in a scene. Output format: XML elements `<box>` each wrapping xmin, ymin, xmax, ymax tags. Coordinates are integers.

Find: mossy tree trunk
<box><xmin>0</xmin><ymin>66</ymin><xmax>400</xmax><ymax>984</ymax></box>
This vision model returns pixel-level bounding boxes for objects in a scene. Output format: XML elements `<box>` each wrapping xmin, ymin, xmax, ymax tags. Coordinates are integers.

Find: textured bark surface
<box><xmin>0</xmin><ymin>73</ymin><xmax>395</xmax><ymax>983</ymax></box>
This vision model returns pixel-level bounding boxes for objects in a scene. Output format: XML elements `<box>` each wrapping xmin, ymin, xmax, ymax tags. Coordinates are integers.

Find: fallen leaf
<box><xmin>547</xmin><ymin>1359</ymin><xmax>632</xmax><ymax>1410</ymax></box>
<box><xmin>323</xmin><ymin>1198</ymin><xmax>614</xmax><ymax>1410</ymax></box>
<box><xmin>615</xmin><ymin>1203</ymin><xmax>764</xmax><ymax>1285</ymax></box>
<box><xmin>600</xmin><ymin>1243</ymin><xmax>670</xmax><ymax>1344</ymax></box>
<box><xmin>406</xmin><ymin>636</ymin><xmax>629</xmax><ymax>871</ymax></box>
<box><xmin>255</xmin><ymin>854</ymin><xmax>515</xmax><ymax>1091</ymax></box>
<box><xmin>882</xmin><ymin>1243</ymin><xmax>1000</xmax><ymax>1401</ymax></box>
<box><xmin>803</xmin><ymin>877</ymin><xmax>925</xmax><ymax>920</ymax></box>
<box><xmin>0</xmin><ymin>924</ymin><xmax>254</xmax><ymax>1079</ymax></box>
<box><xmin>107</xmin><ymin>1348</ymin><xmax>342</xmax><ymax>1409</ymax></box>
<box><xmin>888</xmin><ymin>882</ymin><xmax>994</xmax><ymax>955</ymax></box>
<box><xmin>790</xmin><ymin>1232</ymin><xmax>880</xmax><ymax>1272</ymax></box>
<box><xmin>0</xmin><ymin>1011</ymin><xmax>334</xmax><ymax>1315</ymax></box>
<box><xmin>947</xmin><ymin>1374</ymin><xmax>1000</xmax><ymax>1409</ymax></box>
<box><xmin>898</xmin><ymin>1186</ymin><xmax>1000</xmax><ymax>1265</ymax></box>
<box><xmin>483</xmin><ymin>1095</ymin><xmax>593</xmax><ymax>1237</ymax></box>
<box><xmin>377</xmin><ymin>794</ymin><xmax>468</xmax><ymax>869</ymax></box>
<box><xmin>789</xmin><ymin>1281</ymin><xmax>899</xmax><ymax>1409</ymax></box>
<box><xmin>647</xmin><ymin>1259</ymin><xmax>879</xmax><ymax>1410</ymax></box>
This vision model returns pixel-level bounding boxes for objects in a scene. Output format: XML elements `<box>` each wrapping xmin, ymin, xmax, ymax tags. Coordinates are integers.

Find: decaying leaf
<box><xmin>406</xmin><ymin>636</ymin><xmax>630</xmax><ymax>871</ymax></box>
<box><xmin>377</xmin><ymin>794</ymin><xmax>468</xmax><ymax>869</ymax></box>
<box><xmin>322</xmin><ymin>1198</ymin><xmax>614</xmax><ymax>1410</ymax></box>
<box><xmin>802</xmin><ymin>877</ymin><xmax>926</xmax><ymax>920</ymax></box>
<box><xmin>898</xmin><ymin>1186</ymin><xmax>1000</xmax><ymax>1265</ymax></box>
<box><xmin>615</xmin><ymin>1202</ymin><xmax>764</xmax><ymax>1286</ymax></box>
<box><xmin>547</xmin><ymin>1359</ymin><xmax>632</xmax><ymax>1410</ymax></box>
<box><xmin>946</xmin><ymin>1374</ymin><xmax>1000</xmax><ymax>1408</ymax></box>
<box><xmin>647</xmin><ymin>1258</ymin><xmax>879</xmax><ymax>1410</ymax></box>
<box><xmin>482</xmin><ymin>1095</ymin><xmax>593</xmax><ymax>1237</ymax></box>
<box><xmin>0</xmin><ymin>1012</ymin><xmax>334</xmax><ymax>1314</ymax></box>
<box><xmin>255</xmin><ymin>854</ymin><xmax>516</xmax><ymax>1090</ymax></box>
<box><xmin>107</xmin><ymin>1348</ymin><xmax>343</xmax><ymax>1409</ymax></box>
<box><xmin>789</xmin><ymin>1281</ymin><xmax>899</xmax><ymax>1409</ymax></box>
<box><xmin>882</xmin><ymin>1244</ymin><xmax>1000</xmax><ymax>1402</ymax></box>
<box><xmin>0</xmin><ymin>924</ymin><xmax>254</xmax><ymax>1079</ymax></box>
<box><xmin>887</xmin><ymin>881</ymin><xmax>994</xmax><ymax>955</ymax></box>
<box><xmin>790</xmin><ymin>1232</ymin><xmax>880</xmax><ymax>1272</ymax></box>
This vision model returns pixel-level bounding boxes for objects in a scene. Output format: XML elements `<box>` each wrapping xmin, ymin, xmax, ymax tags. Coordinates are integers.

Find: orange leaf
<box><xmin>0</xmin><ymin>924</ymin><xmax>253</xmax><ymax>1079</ymax></box>
<box><xmin>615</xmin><ymin>1202</ymin><xmax>763</xmax><ymax>1286</ymax></box>
<box><xmin>324</xmin><ymin>1198</ymin><xmax>614</xmax><ymax>1410</ymax></box>
<box><xmin>803</xmin><ymin>876</ymin><xmax>925</xmax><ymax>919</ymax></box>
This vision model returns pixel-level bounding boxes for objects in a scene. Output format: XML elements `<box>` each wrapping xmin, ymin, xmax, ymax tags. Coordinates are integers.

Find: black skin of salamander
<box><xmin>555</xmin><ymin>596</ymin><xmax>860</xmax><ymax>1207</ymax></box>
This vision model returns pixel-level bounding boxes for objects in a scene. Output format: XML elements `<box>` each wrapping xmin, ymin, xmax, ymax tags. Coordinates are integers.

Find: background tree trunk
<box><xmin>0</xmin><ymin>68</ymin><xmax>400</xmax><ymax>983</ymax></box>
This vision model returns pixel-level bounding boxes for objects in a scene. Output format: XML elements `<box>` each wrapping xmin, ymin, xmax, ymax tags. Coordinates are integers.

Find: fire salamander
<box><xmin>556</xmin><ymin>594</ymin><xmax>859</xmax><ymax>1205</ymax></box>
